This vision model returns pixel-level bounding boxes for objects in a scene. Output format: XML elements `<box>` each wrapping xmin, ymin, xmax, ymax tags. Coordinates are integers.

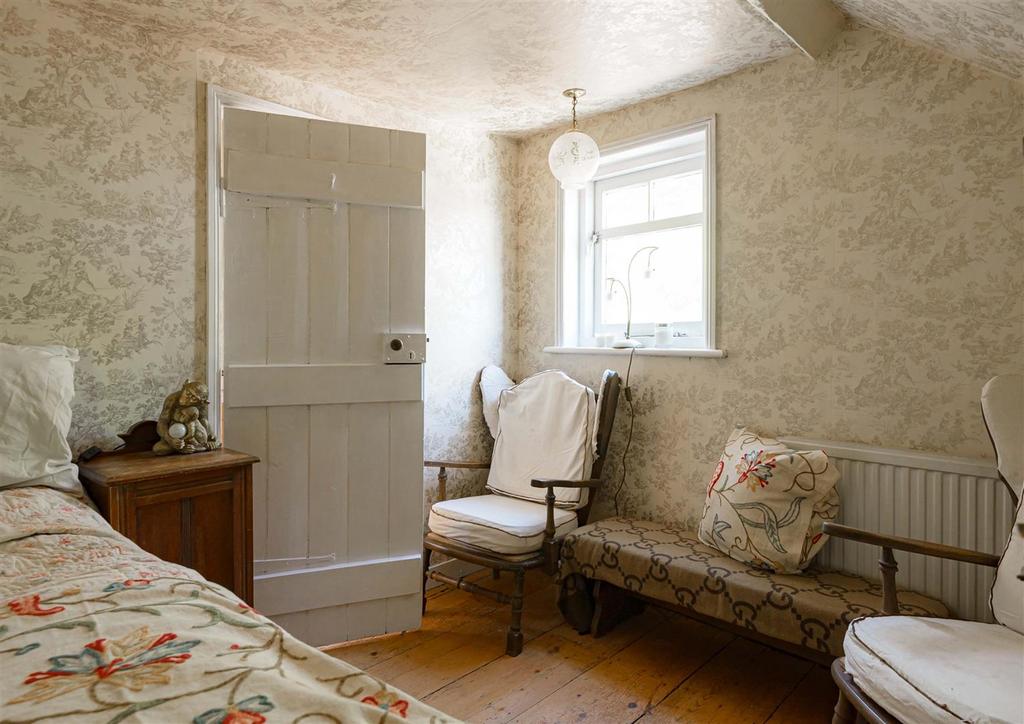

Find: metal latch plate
<box><xmin>383</xmin><ymin>333</ymin><xmax>427</xmax><ymax>364</ymax></box>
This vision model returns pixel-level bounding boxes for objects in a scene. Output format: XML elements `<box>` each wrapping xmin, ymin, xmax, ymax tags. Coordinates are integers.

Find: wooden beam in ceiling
<box><xmin>747</xmin><ymin>0</ymin><xmax>845</xmax><ymax>60</ymax></box>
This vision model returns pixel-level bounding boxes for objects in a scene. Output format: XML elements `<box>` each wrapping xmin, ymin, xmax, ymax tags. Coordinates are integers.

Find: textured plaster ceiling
<box><xmin>56</xmin><ymin>0</ymin><xmax>795</xmax><ymax>134</ymax></box>
<box><xmin>56</xmin><ymin>0</ymin><xmax>1022</xmax><ymax>135</ymax></box>
<box><xmin>834</xmin><ymin>0</ymin><xmax>1023</xmax><ymax>80</ymax></box>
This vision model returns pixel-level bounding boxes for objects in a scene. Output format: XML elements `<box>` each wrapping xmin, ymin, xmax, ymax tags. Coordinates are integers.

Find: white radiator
<box><xmin>782</xmin><ymin>438</ymin><xmax>1014</xmax><ymax>622</ymax></box>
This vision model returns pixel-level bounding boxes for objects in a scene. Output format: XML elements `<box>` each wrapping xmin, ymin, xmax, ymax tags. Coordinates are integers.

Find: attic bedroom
<box><xmin>0</xmin><ymin>1</ymin><xmax>1021</xmax><ymax>722</ymax></box>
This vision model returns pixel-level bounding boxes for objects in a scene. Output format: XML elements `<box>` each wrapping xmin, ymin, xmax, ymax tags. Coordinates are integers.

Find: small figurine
<box><xmin>153</xmin><ymin>379</ymin><xmax>221</xmax><ymax>455</ymax></box>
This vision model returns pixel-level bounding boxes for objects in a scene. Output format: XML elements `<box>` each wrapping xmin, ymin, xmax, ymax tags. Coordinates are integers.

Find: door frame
<box><xmin>205</xmin><ymin>85</ymin><xmax>322</xmax><ymax>436</ymax></box>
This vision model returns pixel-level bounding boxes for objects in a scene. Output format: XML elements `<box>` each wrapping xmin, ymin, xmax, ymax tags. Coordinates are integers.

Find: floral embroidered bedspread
<box><xmin>0</xmin><ymin>486</ymin><xmax>457</xmax><ymax>724</ymax></box>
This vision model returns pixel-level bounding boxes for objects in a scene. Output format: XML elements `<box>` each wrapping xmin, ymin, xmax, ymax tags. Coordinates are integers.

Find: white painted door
<box><xmin>219</xmin><ymin>108</ymin><xmax>426</xmax><ymax>646</ymax></box>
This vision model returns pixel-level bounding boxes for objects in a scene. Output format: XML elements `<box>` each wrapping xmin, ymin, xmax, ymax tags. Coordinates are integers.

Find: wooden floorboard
<box><xmin>765</xmin><ymin>663</ymin><xmax>839</xmax><ymax>724</ymax></box>
<box><xmin>325</xmin><ymin>580</ymin><xmax>498</xmax><ymax>669</ymax></box>
<box><xmin>512</xmin><ymin>613</ymin><xmax>735</xmax><ymax>724</ymax></box>
<box><xmin>424</xmin><ymin>629</ymin><xmax>604</xmax><ymax>722</ymax></box>
<box><xmin>638</xmin><ymin>637</ymin><xmax>813</xmax><ymax>724</ymax></box>
<box><xmin>327</xmin><ymin>569</ymin><xmax>838</xmax><ymax>723</ymax></box>
<box><xmin>362</xmin><ymin>578</ymin><xmax>564</xmax><ymax>698</ymax></box>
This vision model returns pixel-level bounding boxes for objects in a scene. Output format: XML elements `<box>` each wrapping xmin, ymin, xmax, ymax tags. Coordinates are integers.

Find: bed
<box><xmin>0</xmin><ymin>484</ymin><xmax>456</xmax><ymax>723</ymax></box>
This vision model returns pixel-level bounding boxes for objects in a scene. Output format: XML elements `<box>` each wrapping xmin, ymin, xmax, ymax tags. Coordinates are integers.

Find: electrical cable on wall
<box><xmin>612</xmin><ymin>346</ymin><xmax>637</xmax><ymax>516</ymax></box>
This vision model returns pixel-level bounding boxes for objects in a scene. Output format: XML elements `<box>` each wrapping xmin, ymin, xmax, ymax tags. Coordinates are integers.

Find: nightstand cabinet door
<box><xmin>129</xmin><ymin>475</ymin><xmax>246</xmax><ymax>599</ymax></box>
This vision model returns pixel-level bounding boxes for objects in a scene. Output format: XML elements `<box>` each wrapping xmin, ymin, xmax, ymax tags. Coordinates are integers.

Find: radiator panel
<box><xmin>781</xmin><ymin>438</ymin><xmax>1012</xmax><ymax>622</ymax></box>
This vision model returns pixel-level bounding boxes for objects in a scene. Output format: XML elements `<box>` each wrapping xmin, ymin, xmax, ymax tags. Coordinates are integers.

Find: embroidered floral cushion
<box><xmin>698</xmin><ymin>428</ymin><xmax>840</xmax><ymax>573</ymax></box>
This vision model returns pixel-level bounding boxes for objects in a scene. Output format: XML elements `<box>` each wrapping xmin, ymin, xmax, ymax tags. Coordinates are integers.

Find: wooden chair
<box><xmin>422</xmin><ymin>369</ymin><xmax>620</xmax><ymax>656</ymax></box>
<box><xmin>826</xmin><ymin>374</ymin><xmax>1024</xmax><ymax>724</ymax></box>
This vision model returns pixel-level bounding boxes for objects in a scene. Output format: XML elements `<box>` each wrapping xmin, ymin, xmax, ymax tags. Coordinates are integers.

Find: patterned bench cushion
<box><xmin>560</xmin><ymin>517</ymin><xmax>949</xmax><ymax>658</ymax></box>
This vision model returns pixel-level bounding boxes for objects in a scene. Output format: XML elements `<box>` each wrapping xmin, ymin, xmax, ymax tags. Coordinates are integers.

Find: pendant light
<box><xmin>548</xmin><ymin>88</ymin><xmax>600</xmax><ymax>190</ymax></box>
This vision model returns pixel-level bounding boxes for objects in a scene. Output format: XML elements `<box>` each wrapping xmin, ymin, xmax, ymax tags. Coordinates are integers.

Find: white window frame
<box><xmin>551</xmin><ymin>116</ymin><xmax>722</xmax><ymax>358</ymax></box>
<box><xmin>591</xmin><ymin>157</ymin><xmax>706</xmax><ymax>343</ymax></box>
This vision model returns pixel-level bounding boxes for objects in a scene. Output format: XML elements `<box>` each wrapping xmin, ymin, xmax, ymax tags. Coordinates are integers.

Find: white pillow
<box><xmin>479</xmin><ymin>365</ymin><xmax>514</xmax><ymax>439</ymax></box>
<box><xmin>991</xmin><ymin>492</ymin><xmax>1024</xmax><ymax>634</ymax></box>
<box><xmin>0</xmin><ymin>343</ymin><xmax>82</xmax><ymax>495</ymax></box>
<box><xmin>982</xmin><ymin>375</ymin><xmax>1023</xmax><ymax>502</ymax></box>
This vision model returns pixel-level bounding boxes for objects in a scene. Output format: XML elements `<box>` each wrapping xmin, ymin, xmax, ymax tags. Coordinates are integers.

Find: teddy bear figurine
<box><xmin>153</xmin><ymin>379</ymin><xmax>221</xmax><ymax>455</ymax></box>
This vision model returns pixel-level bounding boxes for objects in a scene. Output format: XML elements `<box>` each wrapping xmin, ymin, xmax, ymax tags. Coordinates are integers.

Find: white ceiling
<box><xmin>57</xmin><ymin>0</ymin><xmax>1022</xmax><ymax>135</ymax></box>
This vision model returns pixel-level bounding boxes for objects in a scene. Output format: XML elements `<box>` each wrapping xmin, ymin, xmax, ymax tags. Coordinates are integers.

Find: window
<box><xmin>557</xmin><ymin>118</ymin><xmax>717</xmax><ymax>353</ymax></box>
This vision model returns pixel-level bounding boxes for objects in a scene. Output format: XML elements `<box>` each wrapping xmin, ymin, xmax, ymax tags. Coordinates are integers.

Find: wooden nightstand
<box><xmin>80</xmin><ymin>447</ymin><xmax>259</xmax><ymax>604</ymax></box>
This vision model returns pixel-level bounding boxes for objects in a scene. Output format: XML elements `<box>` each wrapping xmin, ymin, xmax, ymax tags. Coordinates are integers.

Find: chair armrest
<box><xmin>424</xmin><ymin>460</ymin><xmax>491</xmax><ymax>502</ymax></box>
<box><xmin>823</xmin><ymin>523</ymin><xmax>1000</xmax><ymax>567</ymax></box>
<box><xmin>534</xmin><ymin>479</ymin><xmax>597</xmax><ymax>576</ymax></box>
<box><xmin>530</xmin><ymin>478</ymin><xmax>602</xmax><ymax>489</ymax></box>
<box><xmin>424</xmin><ymin>459</ymin><xmax>490</xmax><ymax>469</ymax></box>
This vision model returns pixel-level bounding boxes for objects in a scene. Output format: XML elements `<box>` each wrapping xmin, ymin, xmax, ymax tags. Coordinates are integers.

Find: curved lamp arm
<box><xmin>605</xmin><ymin>277</ymin><xmax>630</xmax><ymax>336</ymax></box>
<box><xmin>626</xmin><ymin>246</ymin><xmax>658</xmax><ymax>339</ymax></box>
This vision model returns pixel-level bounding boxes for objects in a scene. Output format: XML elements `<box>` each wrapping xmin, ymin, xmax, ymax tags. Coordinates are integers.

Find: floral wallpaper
<box><xmin>513</xmin><ymin>24</ymin><xmax>1024</xmax><ymax>526</ymax></box>
<box><xmin>3</xmin><ymin>1</ymin><xmax>1022</xmax><ymax>534</ymax></box>
<box><xmin>0</xmin><ymin>0</ymin><xmax>515</xmax><ymax>505</ymax></box>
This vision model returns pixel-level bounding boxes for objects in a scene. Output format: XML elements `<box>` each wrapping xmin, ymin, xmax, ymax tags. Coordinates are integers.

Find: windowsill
<box><xmin>543</xmin><ymin>346</ymin><xmax>727</xmax><ymax>359</ymax></box>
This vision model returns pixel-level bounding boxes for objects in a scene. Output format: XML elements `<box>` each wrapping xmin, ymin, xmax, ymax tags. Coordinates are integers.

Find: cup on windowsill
<box><xmin>654</xmin><ymin>323</ymin><xmax>673</xmax><ymax>347</ymax></box>
<box><xmin>595</xmin><ymin>333</ymin><xmax>613</xmax><ymax>348</ymax></box>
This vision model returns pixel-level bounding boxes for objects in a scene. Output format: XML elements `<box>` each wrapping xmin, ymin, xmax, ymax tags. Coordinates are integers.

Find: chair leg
<box><xmin>506</xmin><ymin>569</ymin><xmax>525</xmax><ymax>656</ymax></box>
<box><xmin>492</xmin><ymin>568</ymin><xmax>501</xmax><ymax>580</ymax></box>
<box><xmin>832</xmin><ymin>689</ymin><xmax>857</xmax><ymax>724</ymax></box>
<box><xmin>421</xmin><ymin>548</ymin><xmax>432</xmax><ymax>615</ymax></box>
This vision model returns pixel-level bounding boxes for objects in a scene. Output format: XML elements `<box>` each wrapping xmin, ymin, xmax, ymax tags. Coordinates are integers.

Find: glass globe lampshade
<box><xmin>548</xmin><ymin>130</ymin><xmax>600</xmax><ymax>190</ymax></box>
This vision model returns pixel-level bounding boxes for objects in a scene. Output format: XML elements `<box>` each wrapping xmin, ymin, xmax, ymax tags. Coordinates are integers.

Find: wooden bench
<box><xmin>558</xmin><ymin>517</ymin><xmax>949</xmax><ymax>664</ymax></box>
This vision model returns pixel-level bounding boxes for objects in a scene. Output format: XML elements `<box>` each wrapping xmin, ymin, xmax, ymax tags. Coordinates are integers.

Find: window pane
<box><xmin>651</xmin><ymin>171</ymin><xmax>703</xmax><ymax>220</ymax></box>
<box><xmin>601</xmin><ymin>182</ymin><xmax>648</xmax><ymax>229</ymax></box>
<box><xmin>599</xmin><ymin>226</ymin><xmax>703</xmax><ymax>327</ymax></box>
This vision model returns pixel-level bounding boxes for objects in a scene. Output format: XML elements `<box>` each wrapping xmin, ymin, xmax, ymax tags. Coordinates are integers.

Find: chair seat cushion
<box><xmin>845</xmin><ymin>616</ymin><xmax>1024</xmax><ymax>724</ymax></box>
<box><xmin>560</xmin><ymin>517</ymin><xmax>948</xmax><ymax>657</ymax></box>
<box><xmin>428</xmin><ymin>494</ymin><xmax>578</xmax><ymax>555</ymax></box>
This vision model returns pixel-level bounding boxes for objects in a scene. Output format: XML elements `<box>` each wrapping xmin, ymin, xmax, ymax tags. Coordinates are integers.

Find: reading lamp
<box><xmin>606</xmin><ymin>245</ymin><xmax>658</xmax><ymax>348</ymax></box>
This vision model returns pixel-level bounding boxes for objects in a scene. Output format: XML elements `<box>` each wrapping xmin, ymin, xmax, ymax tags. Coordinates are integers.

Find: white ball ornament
<box><xmin>548</xmin><ymin>88</ymin><xmax>600</xmax><ymax>190</ymax></box>
<box><xmin>548</xmin><ymin>130</ymin><xmax>600</xmax><ymax>190</ymax></box>
<box><xmin>168</xmin><ymin>422</ymin><xmax>187</xmax><ymax>440</ymax></box>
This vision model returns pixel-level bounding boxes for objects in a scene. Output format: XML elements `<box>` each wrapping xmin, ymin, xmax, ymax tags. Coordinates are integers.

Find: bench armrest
<box><xmin>530</xmin><ymin>478</ymin><xmax>602</xmax><ymax>489</ymax></box>
<box><xmin>823</xmin><ymin>523</ymin><xmax>1000</xmax><ymax>567</ymax></box>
